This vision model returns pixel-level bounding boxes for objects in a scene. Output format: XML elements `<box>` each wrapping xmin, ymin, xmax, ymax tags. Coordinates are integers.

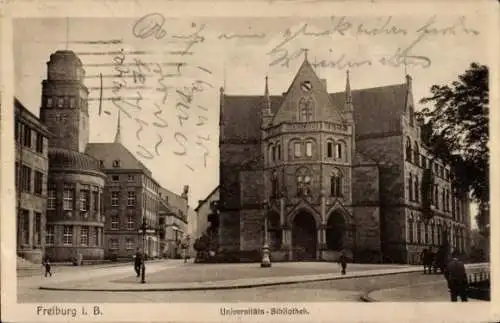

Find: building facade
<box><xmin>86</xmin><ymin>123</ymin><xmax>161</xmax><ymax>260</ymax></box>
<box><xmin>218</xmin><ymin>56</ymin><xmax>471</xmax><ymax>264</ymax></box>
<box><xmin>40</xmin><ymin>50</ymin><xmax>107</xmax><ymax>262</ymax></box>
<box><xmin>158</xmin><ymin>186</ymin><xmax>189</xmax><ymax>259</ymax></box>
<box><xmin>15</xmin><ymin>99</ymin><xmax>51</xmax><ymax>263</ymax></box>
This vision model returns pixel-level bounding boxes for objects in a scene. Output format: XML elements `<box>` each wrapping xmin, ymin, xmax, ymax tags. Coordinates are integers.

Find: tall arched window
<box><xmin>277</xmin><ymin>143</ymin><xmax>281</xmax><ymax>160</ymax></box>
<box><xmin>330</xmin><ymin>168</ymin><xmax>342</xmax><ymax>197</ymax></box>
<box><xmin>408</xmin><ymin>217</ymin><xmax>414</xmax><ymax>243</ymax></box>
<box><xmin>326</xmin><ymin>141</ymin><xmax>334</xmax><ymax>158</ymax></box>
<box><xmin>272</xmin><ymin>145</ymin><xmax>276</xmax><ymax>162</ymax></box>
<box><xmin>414</xmin><ymin>176</ymin><xmax>419</xmax><ymax>202</ymax></box>
<box><xmin>335</xmin><ymin>142</ymin><xmax>343</xmax><ymax>160</ymax></box>
<box><xmin>296</xmin><ymin>168</ymin><xmax>312</xmax><ymax>197</ymax></box>
<box><xmin>408</xmin><ymin>173</ymin><xmax>413</xmax><ymax>201</ymax></box>
<box><xmin>305</xmin><ymin>141</ymin><xmax>313</xmax><ymax>157</ymax></box>
<box><xmin>405</xmin><ymin>137</ymin><xmax>412</xmax><ymax>162</ymax></box>
<box><xmin>298</xmin><ymin>97</ymin><xmax>314</xmax><ymax>121</ymax></box>
<box><xmin>268</xmin><ymin>144</ymin><xmax>274</xmax><ymax>163</ymax></box>
<box><xmin>416</xmin><ymin>219</ymin><xmax>422</xmax><ymax>244</ymax></box>
<box><xmin>413</xmin><ymin>142</ymin><xmax>420</xmax><ymax>166</ymax></box>
<box><xmin>271</xmin><ymin>171</ymin><xmax>279</xmax><ymax>198</ymax></box>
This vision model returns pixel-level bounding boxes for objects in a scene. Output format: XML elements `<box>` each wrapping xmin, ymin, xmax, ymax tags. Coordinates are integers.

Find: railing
<box><xmin>465</xmin><ymin>263</ymin><xmax>490</xmax><ymax>301</ymax></box>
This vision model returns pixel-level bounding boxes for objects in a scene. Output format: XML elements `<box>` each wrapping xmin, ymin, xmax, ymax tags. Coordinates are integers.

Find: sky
<box><xmin>13</xmin><ymin>15</ymin><xmax>488</xmax><ymax>225</ymax></box>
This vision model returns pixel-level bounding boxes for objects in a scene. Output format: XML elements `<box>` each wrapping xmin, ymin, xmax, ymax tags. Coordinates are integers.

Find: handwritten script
<box><xmin>96</xmin><ymin>13</ymin><xmax>480</xmax><ymax>168</ymax></box>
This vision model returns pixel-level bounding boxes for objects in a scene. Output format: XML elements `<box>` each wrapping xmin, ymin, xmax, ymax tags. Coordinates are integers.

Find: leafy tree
<box><xmin>417</xmin><ymin>62</ymin><xmax>489</xmax><ymax>232</ymax></box>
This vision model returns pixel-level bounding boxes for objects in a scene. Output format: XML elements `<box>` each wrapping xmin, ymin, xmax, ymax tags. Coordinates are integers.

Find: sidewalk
<box><xmin>39</xmin><ymin>263</ymin><xmax>425</xmax><ymax>292</ymax></box>
<box><xmin>363</xmin><ymin>263</ymin><xmax>489</xmax><ymax>302</ymax></box>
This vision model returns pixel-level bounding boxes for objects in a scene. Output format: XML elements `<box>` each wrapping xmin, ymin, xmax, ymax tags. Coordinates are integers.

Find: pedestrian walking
<box><xmin>42</xmin><ymin>257</ymin><xmax>52</xmax><ymax>277</ymax></box>
<box><xmin>339</xmin><ymin>250</ymin><xmax>348</xmax><ymax>275</ymax></box>
<box><xmin>134</xmin><ymin>249</ymin><xmax>143</xmax><ymax>277</ymax></box>
<box><xmin>444</xmin><ymin>251</ymin><xmax>469</xmax><ymax>302</ymax></box>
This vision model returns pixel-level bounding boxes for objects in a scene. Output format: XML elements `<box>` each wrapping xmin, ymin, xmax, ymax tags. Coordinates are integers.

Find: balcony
<box><xmin>265</xmin><ymin>121</ymin><xmax>351</xmax><ymax>138</ymax></box>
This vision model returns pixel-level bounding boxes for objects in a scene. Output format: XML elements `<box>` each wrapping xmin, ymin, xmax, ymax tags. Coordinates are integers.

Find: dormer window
<box><xmin>112</xmin><ymin>160</ymin><xmax>120</xmax><ymax>168</ymax></box>
<box><xmin>99</xmin><ymin>160</ymin><xmax>104</xmax><ymax>167</ymax></box>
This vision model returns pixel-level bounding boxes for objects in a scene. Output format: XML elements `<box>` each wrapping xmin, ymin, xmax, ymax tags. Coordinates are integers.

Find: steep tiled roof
<box><xmin>330</xmin><ymin>84</ymin><xmax>407</xmax><ymax>138</ymax></box>
<box><xmin>158</xmin><ymin>186</ymin><xmax>189</xmax><ymax>216</ymax></box>
<box><xmin>221</xmin><ymin>83</ymin><xmax>408</xmax><ymax>141</ymax></box>
<box><xmin>85</xmin><ymin>142</ymin><xmax>152</xmax><ymax>175</ymax></box>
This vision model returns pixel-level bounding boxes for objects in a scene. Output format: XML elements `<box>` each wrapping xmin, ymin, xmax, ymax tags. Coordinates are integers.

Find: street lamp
<box><xmin>140</xmin><ymin>218</ymin><xmax>147</xmax><ymax>284</ymax></box>
<box><xmin>261</xmin><ymin>200</ymin><xmax>271</xmax><ymax>268</ymax></box>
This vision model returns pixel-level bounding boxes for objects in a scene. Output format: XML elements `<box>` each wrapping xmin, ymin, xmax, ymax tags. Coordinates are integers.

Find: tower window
<box><xmin>294</xmin><ymin>142</ymin><xmax>302</xmax><ymax>157</ymax></box>
<box><xmin>305</xmin><ymin>142</ymin><xmax>313</xmax><ymax>157</ymax></box>
<box><xmin>330</xmin><ymin>168</ymin><xmax>342</xmax><ymax>197</ymax></box>
<box><xmin>277</xmin><ymin>144</ymin><xmax>281</xmax><ymax>160</ymax></box>
<box><xmin>327</xmin><ymin>142</ymin><xmax>333</xmax><ymax>158</ymax></box>
<box><xmin>57</xmin><ymin>97</ymin><xmax>64</xmax><ymax>108</ymax></box>
<box><xmin>46</xmin><ymin>97</ymin><xmax>53</xmax><ymax>108</ymax></box>
<box><xmin>335</xmin><ymin>143</ymin><xmax>343</xmax><ymax>160</ymax></box>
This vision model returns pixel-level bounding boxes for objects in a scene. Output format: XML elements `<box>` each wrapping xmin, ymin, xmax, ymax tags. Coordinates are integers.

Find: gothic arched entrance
<box><xmin>326</xmin><ymin>211</ymin><xmax>347</xmax><ymax>251</ymax></box>
<box><xmin>291</xmin><ymin>210</ymin><xmax>317</xmax><ymax>260</ymax></box>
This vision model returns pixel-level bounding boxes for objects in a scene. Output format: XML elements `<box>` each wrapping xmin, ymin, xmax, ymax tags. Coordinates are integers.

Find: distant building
<box><xmin>86</xmin><ymin>116</ymin><xmax>161</xmax><ymax>260</ymax></box>
<box><xmin>194</xmin><ymin>186</ymin><xmax>220</xmax><ymax>240</ymax></box>
<box><xmin>15</xmin><ymin>98</ymin><xmax>51</xmax><ymax>263</ymax></box>
<box><xmin>158</xmin><ymin>186</ymin><xmax>189</xmax><ymax>259</ymax></box>
<box><xmin>40</xmin><ymin>51</ymin><xmax>106</xmax><ymax>262</ymax></box>
<box><xmin>218</xmin><ymin>55</ymin><xmax>471</xmax><ymax>264</ymax></box>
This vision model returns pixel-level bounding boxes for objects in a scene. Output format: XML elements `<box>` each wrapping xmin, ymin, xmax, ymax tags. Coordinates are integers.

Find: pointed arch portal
<box><xmin>291</xmin><ymin>210</ymin><xmax>317</xmax><ymax>260</ymax></box>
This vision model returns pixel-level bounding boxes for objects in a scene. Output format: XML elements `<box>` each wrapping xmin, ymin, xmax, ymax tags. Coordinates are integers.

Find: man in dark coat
<box><xmin>339</xmin><ymin>250</ymin><xmax>348</xmax><ymax>275</ymax></box>
<box><xmin>42</xmin><ymin>256</ymin><xmax>52</xmax><ymax>277</ymax></box>
<box><xmin>444</xmin><ymin>251</ymin><xmax>468</xmax><ymax>302</ymax></box>
<box><xmin>134</xmin><ymin>249</ymin><xmax>143</xmax><ymax>277</ymax></box>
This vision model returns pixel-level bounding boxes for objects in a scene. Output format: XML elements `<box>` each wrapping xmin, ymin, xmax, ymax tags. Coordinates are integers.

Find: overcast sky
<box><xmin>13</xmin><ymin>15</ymin><xmax>487</xmax><ymax>223</ymax></box>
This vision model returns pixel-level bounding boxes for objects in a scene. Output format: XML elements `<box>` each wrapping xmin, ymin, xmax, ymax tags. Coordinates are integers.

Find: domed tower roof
<box><xmin>48</xmin><ymin>148</ymin><xmax>103</xmax><ymax>172</ymax></box>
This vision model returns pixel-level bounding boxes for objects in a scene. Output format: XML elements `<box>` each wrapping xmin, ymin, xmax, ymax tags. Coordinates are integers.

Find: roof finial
<box><xmin>114</xmin><ymin>110</ymin><xmax>122</xmax><ymax>143</ymax></box>
<box><xmin>346</xmin><ymin>69</ymin><xmax>352</xmax><ymax>104</ymax></box>
<box><xmin>303</xmin><ymin>48</ymin><xmax>309</xmax><ymax>61</ymax></box>
<box><xmin>264</xmin><ymin>75</ymin><xmax>271</xmax><ymax>114</ymax></box>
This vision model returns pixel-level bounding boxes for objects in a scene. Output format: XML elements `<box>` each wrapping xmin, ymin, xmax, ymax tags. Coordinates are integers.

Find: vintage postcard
<box><xmin>1</xmin><ymin>0</ymin><xmax>498</xmax><ymax>322</ymax></box>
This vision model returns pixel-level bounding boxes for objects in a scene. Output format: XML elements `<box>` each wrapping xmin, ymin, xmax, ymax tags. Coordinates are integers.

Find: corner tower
<box><xmin>40</xmin><ymin>50</ymin><xmax>89</xmax><ymax>153</ymax></box>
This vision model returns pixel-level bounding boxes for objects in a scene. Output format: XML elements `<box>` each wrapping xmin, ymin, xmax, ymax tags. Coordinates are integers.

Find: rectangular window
<box><xmin>294</xmin><ymin>142</ymin><xmax>301</xmax><ymax>157</ymax></box>
<box><xmin>112</xmin><ymin>175</ymin><xmax>119</xmax><ymax>181</ymax></box>
<box><xmin>93</xmin><ymin>191</ymin><xmax>99</xmax><ymax>212</ymax></box>
<box><xmin>305</xmin><ymin>142</ymin><xmax>313</xmax><ymax>157</ymax></box>
<box><xmin>63</xmin><ymin>185</ymin><xmax>74</xmax><ymax>210</ymax></box>
<box><xmin>111</xmin><ymin>191</ymin><xmax>119</xmax><ymax>207</ymax></box>
<box><xmin>111</xmin><ymin>215</ymin><xmax>119</xmax><ymax>230</ymax></box>
<box><xmin>57</xmin><ymin>97</ymin><xmax>64</xmax><ymax>108</ymax></box>
<box><xmin>63</xmin><ymin>226</ymin><xmax>73</xmax><ymax>245</ymax></box>
<box><xmin>36</xmin><ymin>133</ymin><xmax>44</xmax><ymax>153</ymax></box>
<box><xmin>80</xmin><ymin>226</ymin><xmax>89</xmax><ymax>246</ymax></box>
<box><xmin>126</xmin><ymin>239</ymin><xmax>134</xmax><ymax>250</ymax></box>
<box><xmin>34</xmin><ymin>171</ymin><xmax>43</xmax><ymax>195</ymax></box>
<box><xmin>110</xmin><ymin>239</ymin><xmax>119</xmax><ymax>250</ymax></box>
<box><xmin>45</xmin><ymin>225</ymin><xmax>55</xmax><ymax>245</ymax></box>
<box><xmin>335</xmin><ymin>143</ymin><xmax>342</xmax><ymax>159</ymax></box>
<box><xmin>34</xmin><ymin>212</ymin><xmax>42</xmax><ymax>245</ymax></box>
<box><xmin>128</xmin><ymin>175</ymin><xmax>135</xmax><ymax>182</ymax></box>
<box><xmin>80</xmin><ymin>189</ymin><xmax>90</xmax><ymax>211</ymax></box>
<box><xmin>127</xmin><ymin>214</ymin><xmax>135</xmax><ymax>230</ymax></box>
<box><xmin>21</xmin><ymin>165</ymin><xmax>31</xmax><ymax>193</ymax></box>
<box><xmin>47</xmin><ymin>97</ymin><xmax>53</xmax><ymax>108</ymax></box>
<box><xmin>23</xmin><ymin>125</ymin><xmax>32</xmax><ymax>147</ymax></box>
<box><xmin>47</xmin><ymin>187</ymin><xmax>56</xmax><ymax>210</ymax></box>
<box><xmin>127</xmin><ymin>191</ymin><xmax>136</xmax><ymax>207</ymax></box>
<box><xmin>15</xmin><ymin>162</ymin><xmax>19</xmax><ymax>189</ymax></box>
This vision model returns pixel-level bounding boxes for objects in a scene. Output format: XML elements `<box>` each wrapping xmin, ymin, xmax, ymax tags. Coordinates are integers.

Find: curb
<box><xmin>39</xmin><ymin>268</ymin><xmax>424</xmax><ymax>292</ymax></box>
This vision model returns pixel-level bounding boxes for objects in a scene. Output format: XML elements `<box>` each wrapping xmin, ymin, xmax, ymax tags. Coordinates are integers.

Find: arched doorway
<box><xmin>326</xmin><ymin>211</ymin><xmax>347</xmax><ymax>251</ymax></box>
<box><xmin>292</xmin><ymin>211</ymin><xmax>317</xmax><ymax>260</ymax></box>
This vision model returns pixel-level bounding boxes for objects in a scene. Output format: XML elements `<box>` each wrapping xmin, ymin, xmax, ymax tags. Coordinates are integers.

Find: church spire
<box><xmin>345</xmin><ymin>70</ymin><xmax>353</xmax><ymax>110</ymax></box>
<box><xmin>114</xmin><ymin>110</ymin><xmax>122</xmax><ymax>143</ymax></box>
<box><xmin>264</xmin><ymin>75</ymin><xmax>272</xmax><ymax>115</ymax></box>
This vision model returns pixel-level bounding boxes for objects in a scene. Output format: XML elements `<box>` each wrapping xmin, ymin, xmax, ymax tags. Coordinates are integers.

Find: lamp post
<box><xmin>261</xmin><ymin>200</ymin><xmax>271</xmax><ymax>268</ymax></box>
<box><xmin>140</xmin><ymin>218</ymin><xmax>147</xmax><ymax>284</ymax></box>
